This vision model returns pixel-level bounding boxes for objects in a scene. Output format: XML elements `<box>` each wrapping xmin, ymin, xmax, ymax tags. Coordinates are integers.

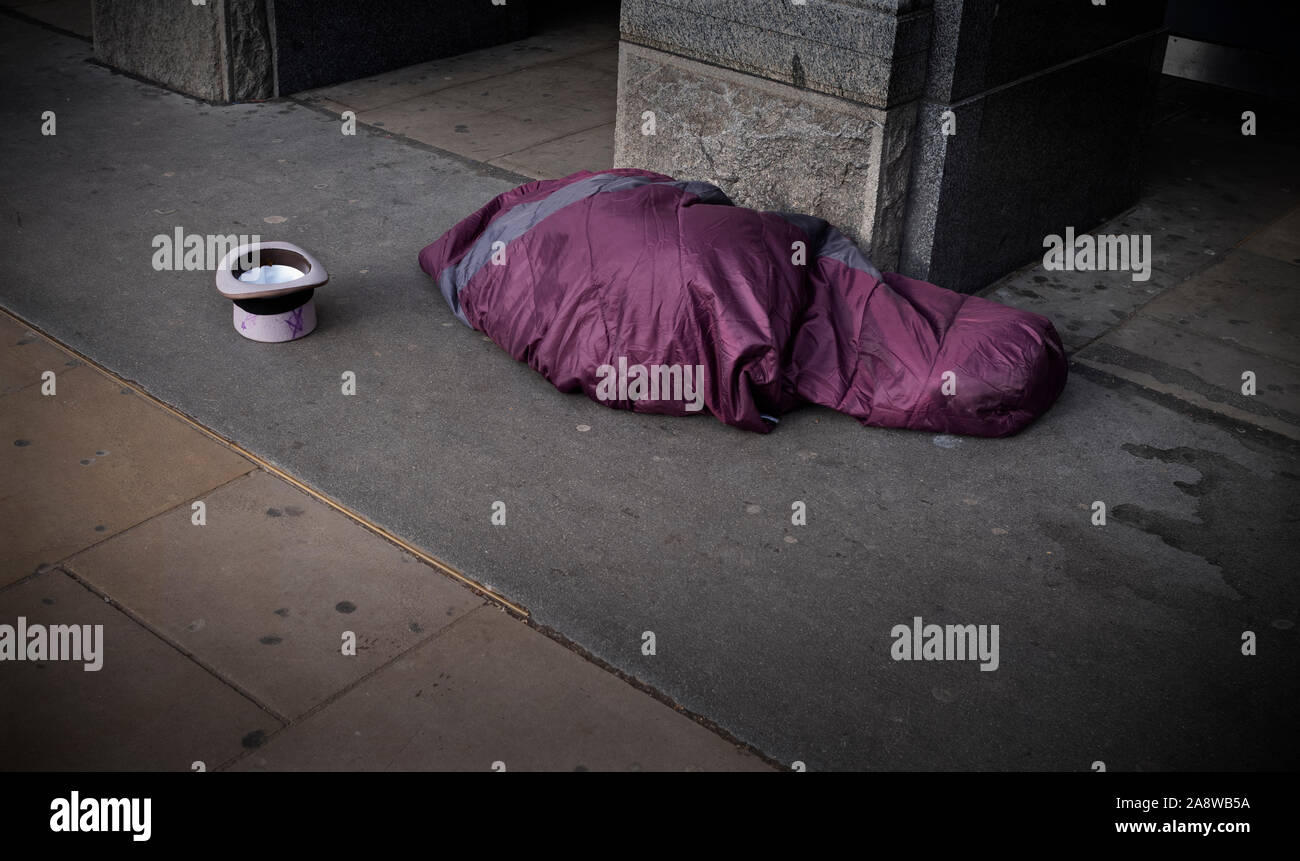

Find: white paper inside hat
<box><xmin>238</xmin><ymin>265</ymin><xmax>304</xmax><ymax>285</ymax></box>
<box><xmin>217</xmin><ymin>241</ymin><xmax>327</xmax><ymax>342</ymax></box>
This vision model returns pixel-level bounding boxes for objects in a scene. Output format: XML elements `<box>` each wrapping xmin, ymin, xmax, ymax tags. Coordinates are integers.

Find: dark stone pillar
<box><xmin>92</xmin><ymin>0</ymin><xmax>531</xmax><ymax>103</ymax></box>
<box><xmin>615</xmin><ymin>0</ymin><xmax>1169</xmax><ymax>291</ymax></box>
<box><xmin>900</xmin><ymin>0</ymin><xmax>1169</xmax><ymax>291</ymax></box>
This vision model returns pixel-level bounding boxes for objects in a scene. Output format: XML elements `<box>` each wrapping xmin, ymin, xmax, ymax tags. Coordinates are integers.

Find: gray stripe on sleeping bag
<box><xmin>775</xmin><ymin>212</ymin><xmax>883</xmax><ymax>281</ymax></box>
<box><xmin>438</xmin><ymin>173</ymin><xmax>733</xmax><ymax>325</ymax></box>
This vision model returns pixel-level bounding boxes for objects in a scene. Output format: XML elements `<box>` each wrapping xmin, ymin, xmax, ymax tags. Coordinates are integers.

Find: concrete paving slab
<box><xmin>489</xmin><ymin>121</ymin><xmax>615</xmax><ymax>179</ymax></box>
<box><xmin>353</xmin><ymin>53</ymin><xmax>618</xmax><ymax>165</ymax></box>
<box><xmin>2</xmin><ymin>21</ymin><xmax>1296</xmax><ymax>769</ymax></box>
<box><xmin>432</xmin><ymin>56</ymin><xmax>618</xmax><ymax>128</ymax></box>
<box><xmin>986</xmin><ymin>81</ymin><xmax>1300</xmax><ymax>351</ymax></box>
<box><xmin>358</xmin><ymin>95</ymin><xmax>557</xmax><ymax>164</ymax></box>
<box><xmin>568</xmin><ymin>45</ymin><xmax>618</xmax><ymax>74</ymax></box>
<box><xmin>0</xmin><ymin>313</ymin><xmax>73</xmax><ymax>395</ymax></box>
<box><xmin>300</xmin><ymin>17</ymin><xmax>619</xmax><ymax>171</ymax></box>
<box><xmin>66</xmin><ymin>470</ymin><xmax>485</xmax><ymax>720</ymax></box>
<box><xmin>1241</xmin><ymin>204</ymin><xmax>1300</xmax><ymax>266</ymax></box>
<box><xmin>0</xmin><ymin>568</ymin><xmax>277</xmax><ymax>770</ymax></box>
<box><xmin>0</xmin><ymin>364</ymin><xmax>253</xmax><ymax>586</ymax></box>
<box><xmin>296</xmin><ymin>24</ymin><xmax>616</xmax><ymax>113</ymax></box>
<box><xmin>1074</xmin><ymin>239</ymin><xmax>1300</xmax><ymax>441</ymax></box>
<box><xmin>1076</xmin><ymin>313</ymin><xmax>1300</xmax><ymax>441</ymax></box>
<box><xmin>1136</xmin><ymin>249</ymin><xmax>1299</xmax><ymax>364</ymax></box>
<box><xmin>233</xmin><ymin>605</ymin><xmax>771</xmax><ymax>771</ymax></box>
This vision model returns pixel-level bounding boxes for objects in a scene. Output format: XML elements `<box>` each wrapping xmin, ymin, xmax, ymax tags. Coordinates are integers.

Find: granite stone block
<box><xmin>619</xmin><ymin>0</ymin><xmax>933</xmax><ymax>107</ymax></box>
<box><xmin>615</xmin><ymin>42</ymin><xmax>917</xmax><ymax>269</ymax></box>
<box><xmin>93</xmin><ymin>0</ymin><xmax>226</xmax><ymax>102</ymax></box>
<box><xmin>901</xmin><ymin>33</ymin><xmax>1168</xmax><ymax>292</ymax></box>
<box><xmin>926</xmin><ymin>0</ymin><xmax>1167</xmax><ymax>103</ymax></box>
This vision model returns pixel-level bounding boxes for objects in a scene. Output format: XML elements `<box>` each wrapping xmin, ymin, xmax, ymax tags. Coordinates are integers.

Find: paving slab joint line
<box><xmin>1131</xmin><ymin>311</ymin><xmax>1300</xmax><ymax>371</ymax></box>
<box><xmin>1071</xmin><ymin>243</ymin><xmax>1294</xmax><ymax>361</ymax></box>
<box><xmin>491</xmin><ymin>118</ymin><xmax>618</xmax><ymax>164</ymax></box>
<box><xmin>286</xmin><ymin>97</ymin><xmax>531</xmax><ymax>185</ymax></box>
<box><xmin>1069</xmin><ymin>359</ymin><xmax>1300</xmax><ymax>454</ymax></box>
<box><xmin>51</xmin><ymin>564</ymin><xmax>293</xmax><ymax>727</ymax></box>
<box><xmin>0</xmin><ymin>305</ymin><xmax>530</xmax><ymax>619</ymax></box>
<box><xmin>1073</xmin><ymin>355</ymin><xmax>1300</xmax><ymax>441</ymax></box>
<box><xmin>0</xmin><ymin>6</ymin><xmax>92</xmax><ymax>45</ymax></box>
<box><xmin>1233</xmin><ymin>200</ymin><xmax>1300</xmax><ymax>250</ymax></box>
<box><xmin>529</xmin><ymin>620</ymin><xmax>790</xmax><ymax>772</ymax></box>
<box><xmin>1057</xmin><ymin>237</ymin><xmax>1255</xmax><ymax>358</ymax></box>
<box><xmin>210</xmin><ymin>604</ymin><xmax>504</xmax><ymax>772</ymax></box>
<box><xmin>58</xmin><ymin>567</ymin><xmax>505</xmax><ymax>772</ymax></box>
<box><xmin>326</xmin><ymin>40</ymin><xmax>620</xmax><ymax>114</ymax></box>
<box><xmin>0</xmin><ymin>470</ymin><xmax>261</xmax><ymax>597</ymax></box>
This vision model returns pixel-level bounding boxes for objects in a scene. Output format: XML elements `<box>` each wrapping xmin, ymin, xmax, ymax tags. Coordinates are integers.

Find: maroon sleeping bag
<box><xmin>419</xmin><ymin>169</ymin><xmax>1067</xmax><ymax>437</ymax></box>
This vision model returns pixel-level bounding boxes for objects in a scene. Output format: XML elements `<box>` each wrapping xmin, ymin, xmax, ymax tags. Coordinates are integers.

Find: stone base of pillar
<box><xmin>614</xmin><ymin>0</ymin><xmax>1169</xmax><ymax>293</ymax></box>
<box><xmin>614</xmin><ymin>42</ymin><xmax>917</xmax><ymax>272</ymax></box>
<box><xmin>92</xmin><ymin>0</ymin><xmax>274</xmax><ymax>103</ymax></box>
<box><xmin>91</xmin><ymin>0</ymin><xmax>529</xmax><ymax>104</ymax></box>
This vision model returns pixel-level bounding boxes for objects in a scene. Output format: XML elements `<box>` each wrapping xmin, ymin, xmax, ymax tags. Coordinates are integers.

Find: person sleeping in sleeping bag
<box><xmin>419</xmin><ymin>169</ymin><xmax>1067</xmax><ymax>438</ymax></box>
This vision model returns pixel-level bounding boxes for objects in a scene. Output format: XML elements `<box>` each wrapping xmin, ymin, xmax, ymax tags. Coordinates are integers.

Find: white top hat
<box><xmin>215</xmin><ymin>241</ymin><xmax>329</xmax><ymax>342</ymax></box>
